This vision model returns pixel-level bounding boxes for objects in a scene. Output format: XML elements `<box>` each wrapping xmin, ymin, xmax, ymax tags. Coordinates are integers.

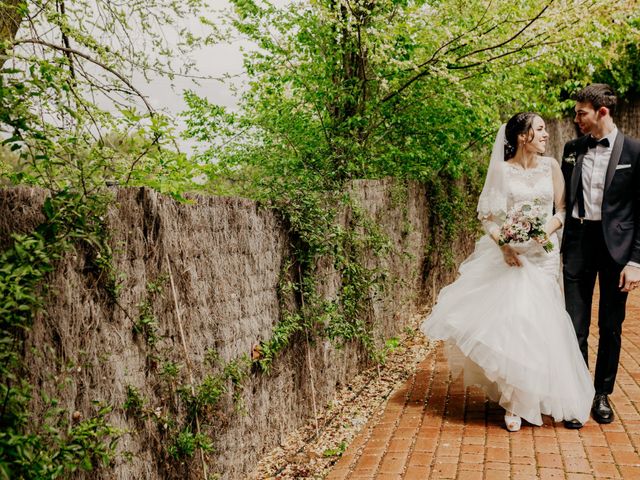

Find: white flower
<box><xmin>564</xmin><ymin>153</ymin><xmax>577</xmax><ymax>165</ymax></box>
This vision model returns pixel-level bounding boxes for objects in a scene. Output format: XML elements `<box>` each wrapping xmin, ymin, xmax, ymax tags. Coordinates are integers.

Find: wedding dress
<box><xmin>420</xmin><ymin>127</ymin><xmax>594</xmax><ymax>426</ymax></box>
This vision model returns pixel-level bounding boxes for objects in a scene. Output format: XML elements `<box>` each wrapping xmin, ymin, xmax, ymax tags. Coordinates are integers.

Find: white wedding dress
<box><xmin>421</xmin><ymin>156</ymin><xmax>594</xmax><ymax>425</ymax></box>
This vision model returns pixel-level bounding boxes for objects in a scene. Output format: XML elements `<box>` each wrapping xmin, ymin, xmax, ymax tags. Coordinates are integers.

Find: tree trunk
<box><xmin>1</xmin><ymin>0</ymin><xmax>25</xmax><ymax>66</ymax></box>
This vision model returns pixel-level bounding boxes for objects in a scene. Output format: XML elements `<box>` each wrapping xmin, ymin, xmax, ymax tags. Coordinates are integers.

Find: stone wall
<box><xmin>0</xmin><ymin>180</ymin><xmax>474</xmax><ymax>479</ymax></box>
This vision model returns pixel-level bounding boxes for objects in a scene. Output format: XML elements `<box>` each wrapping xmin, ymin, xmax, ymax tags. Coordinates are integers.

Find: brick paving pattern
<box><xmin>326</xmin><ymin>290</ymin><xmax>640</xmax><ymax>479</ymax></box>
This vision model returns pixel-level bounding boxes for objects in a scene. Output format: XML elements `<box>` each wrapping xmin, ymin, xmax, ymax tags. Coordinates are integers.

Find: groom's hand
<box><xmin>619</xmin><ymin>265</ymin><xmax>640</xmax><ymax>292</ymax></box>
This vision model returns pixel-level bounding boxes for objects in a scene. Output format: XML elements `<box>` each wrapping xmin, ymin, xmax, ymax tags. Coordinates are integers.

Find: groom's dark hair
<box><xmin>574</xmin><ymin>83</ymin><xmax>617</xmax><ymax>115</ymax></box>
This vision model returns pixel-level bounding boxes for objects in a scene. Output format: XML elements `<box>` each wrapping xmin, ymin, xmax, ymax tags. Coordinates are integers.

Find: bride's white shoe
<box><xmin>504</xmin><ymin>412</ymin><xmax>521</xmax><ymax>432</ymax></box>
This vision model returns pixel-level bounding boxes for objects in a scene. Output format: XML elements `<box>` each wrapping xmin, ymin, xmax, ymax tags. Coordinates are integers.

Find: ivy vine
<box><xmin>0</xmin><ymin>190</ymin><xmax>119</xmax><ymax>479</ymax></box>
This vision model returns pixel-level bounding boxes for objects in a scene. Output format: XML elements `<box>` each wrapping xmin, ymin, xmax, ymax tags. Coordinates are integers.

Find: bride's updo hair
<box><xmin>504</xmin><ymin>112</ymin><xmax>538</xmax><ymax>160</ymax></box>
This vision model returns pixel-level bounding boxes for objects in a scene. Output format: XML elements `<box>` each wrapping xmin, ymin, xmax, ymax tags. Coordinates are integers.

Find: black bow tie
<box><xmin>587</xmin><ymin>136</ymin><xmax>610</xmax><ymax>149</ymax></box>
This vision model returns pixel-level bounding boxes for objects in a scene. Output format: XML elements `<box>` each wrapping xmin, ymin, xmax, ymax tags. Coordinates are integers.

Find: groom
<box><xmin>561</xmin><ymin>83</ymin><xmax>640</xmax><ymax>429</ymax></box>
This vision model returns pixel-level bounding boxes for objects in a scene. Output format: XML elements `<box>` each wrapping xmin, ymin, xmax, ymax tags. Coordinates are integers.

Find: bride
<box><xmin>421</xmin><ymin>112</ymin><xmax>594</xmax><ymax>431</ymax></box>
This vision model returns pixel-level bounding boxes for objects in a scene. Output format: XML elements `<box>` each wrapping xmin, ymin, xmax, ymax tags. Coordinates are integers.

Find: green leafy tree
<box><xmin>180</xmin><ymin>0</ymin><xmax>639</xmax><ymax>370</ymax></box>
<box><xmin>180</xmin><ymin>0</ymin><xmax>638</xmax><ymax>251</ymax></box>
<box><xmin>0</xmin><ymin>1</ymin><xmax>219</xmax><ymax>477</ymax></box>
<box><xmin>0</xmin><ymin>0</ymin><xmax>218</xmax><ymax>194</ymax></box>
<box><xmin>187</xmin><ymin>0</ymin><xmax>638</xmax><ymax>196</ymax></box>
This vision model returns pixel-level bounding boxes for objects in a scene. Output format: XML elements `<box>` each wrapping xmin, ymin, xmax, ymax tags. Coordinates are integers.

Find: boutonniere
<box><xmin>563</xmin><ymin>152</ymin><xmax>577</xmax><ymax>166</ymax></box>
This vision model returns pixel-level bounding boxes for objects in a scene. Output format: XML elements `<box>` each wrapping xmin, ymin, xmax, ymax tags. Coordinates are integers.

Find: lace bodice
<box><xmin>482</xmin><ymin>156</ymin><xmax>564</xmax><ymax>278</ymax></box>
<box><xmin>480</xmin><ymin>156</ymin><xmax>565</xmax><ymax>267</ymax></box>
<box><xmin>475</xmin><ymin>126</ymin><xmax>565</xmax><ymax>280</ymax></box>
<box><xmin>503</xmin><ymin>157</ymin><xmax>555</xmax><ymax>217</ymax></box>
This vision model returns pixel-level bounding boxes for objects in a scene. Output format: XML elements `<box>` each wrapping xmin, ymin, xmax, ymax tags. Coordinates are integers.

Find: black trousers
<box><xmin>563</xmin><ymin>218</ymin><xmax>628</xmax><ymax>395</ymax></box>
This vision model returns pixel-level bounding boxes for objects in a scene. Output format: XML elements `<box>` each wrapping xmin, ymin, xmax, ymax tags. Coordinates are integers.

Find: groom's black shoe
<box><xmin>563</xmin><ymin>419</ymin><xmax>583</xmax><ymax>429</ymax></box>
<box><xmin>592</xmin><ymin>394</ymin><xmax>614</xmax><ymax>424</ymax></box>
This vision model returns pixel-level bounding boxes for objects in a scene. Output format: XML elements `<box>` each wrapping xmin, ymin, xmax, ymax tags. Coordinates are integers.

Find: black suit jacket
<box><xmin>561</xmin><ymin>132</ymin><xmax>640</xmax><ymax>265</ymax></box>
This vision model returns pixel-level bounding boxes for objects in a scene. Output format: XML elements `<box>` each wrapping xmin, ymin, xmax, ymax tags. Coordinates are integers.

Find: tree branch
<box><xmin>13</xmin><ymin>38</ymin><xmax>155</xmax><ymax>114</ymax></box>
<box><xmin>56</xmin><ymin>0</ymin><xmax>76</xmax><ymax>80</ymax></box>
<box><xmin>416</xmin><ymin>0</ymin><xmax>494</xmax><ymax>71</ymax></box>
<box><xmin>124</xmin><ymin>133</ymin><xmax>162</xmax><ymax>185</ymax></box>
<box><xmin>449</xmin><ymin>36</ymin><xmax>559</xmax><ymax>70</ymax></box>
<box><xmin>455</xmin><ymin>1</ymin><xmax>553</xmax><ymax>62</ymax></box>
<box><xmin>0</xmin><ymin>0</ymin><xmax>25</xmax><ymax>67</ymax></box>
<box><xmin>381</xmin><ymin>0</ymin><xmax>554</xmax><ymax>104</ymax></box>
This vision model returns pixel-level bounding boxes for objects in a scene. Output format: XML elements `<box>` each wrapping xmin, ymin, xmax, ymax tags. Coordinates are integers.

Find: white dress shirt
<box><xmin>572</xmin><ymin>127</ymin><xmax>618</xmax><ymax>221</ymax></box>
<box><xmin>571</xmin><ymin>127</ymin><xmax>640</xmax><ymax>268</ymax></box>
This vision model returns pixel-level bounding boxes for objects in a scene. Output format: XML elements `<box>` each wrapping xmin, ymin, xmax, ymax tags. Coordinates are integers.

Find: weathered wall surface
<box><xmin>0</xmin><ymin>180</ymin><xmax>474</xmax><ymax>479</ymax></box>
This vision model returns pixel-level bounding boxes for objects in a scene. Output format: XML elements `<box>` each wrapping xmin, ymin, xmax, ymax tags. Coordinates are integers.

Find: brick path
<box><xmin>326</xmin><ymin>290</ymin><xmax>640</xmax><ymax>479</ymax></box>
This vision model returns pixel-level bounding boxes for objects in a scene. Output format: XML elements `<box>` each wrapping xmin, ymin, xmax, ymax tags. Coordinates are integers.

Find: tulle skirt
<box><xmin>420</xmin><ymin>235</ymin><xmax>594</xmax><ymax>425</ymax></box>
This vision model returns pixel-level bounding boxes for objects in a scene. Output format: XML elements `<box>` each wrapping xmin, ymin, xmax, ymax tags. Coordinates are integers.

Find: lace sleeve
<box><xmin>481</xmin><ymin>217</ymin><xmax>501</xmax><ymax>240</ymax></box>
<box><xmin>553</xmin><ymin>211</ymin><xmax>566</xmax><ymax>227</ymax></box>
<box><xmin>477</xmin><ymin>187</ymin><xmax>507</xmax><ymax>221</ymax></box>
<box><xmin>550</xmin><ymin>157</ymin><xmax>566</xmax><ymax>230</ymax></box>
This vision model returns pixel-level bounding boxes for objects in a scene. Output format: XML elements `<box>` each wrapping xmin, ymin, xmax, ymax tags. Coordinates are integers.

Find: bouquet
<box><xmin>498</xmin><ymin>202</ymin><xmax>553</xmax><ymax>252</ymax></box>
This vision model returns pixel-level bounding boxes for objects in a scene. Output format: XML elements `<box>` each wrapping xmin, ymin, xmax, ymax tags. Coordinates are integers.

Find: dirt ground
<box><xmin>251</xmin><ymin>311</ymin><xmax>436</xmax><ymax>479</ymax></box>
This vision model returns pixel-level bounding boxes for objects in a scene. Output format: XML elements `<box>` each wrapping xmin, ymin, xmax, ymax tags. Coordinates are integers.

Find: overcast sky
<box><xmin>138</xmin><ymin>1</ymin><xmax>290</xmax><ymax>134</ymax></box>
<box><xmin>8</xmin><ymin>0</ymin><xmax>289</xmax><ymax>151</ymax></box>
<box><xmin>127</xmin><ymin>0</ymin><xmax>290</xmax><ymax>151</ymax></box>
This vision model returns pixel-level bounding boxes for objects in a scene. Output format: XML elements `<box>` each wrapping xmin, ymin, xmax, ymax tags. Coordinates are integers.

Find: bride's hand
<box><xmin>500</xmin><ymin>244</ymin><xmax>522</xmax><ymax>267</ymax></box>
<box><xmin>534</xmin><ymin>232</ymin><xmax>551</xmax><ymax>245</ymax></box>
